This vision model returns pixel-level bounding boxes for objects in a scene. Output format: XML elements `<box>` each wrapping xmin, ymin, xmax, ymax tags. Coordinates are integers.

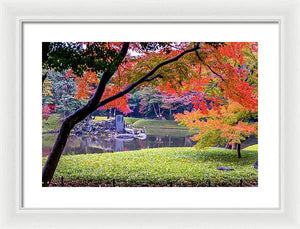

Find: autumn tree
<box><xmin>172</xmin><ymin>42</ymin><xmax>258</xmax><ymax>158</ymax></box>
<box><xmin>175</xmin><ymin>101</ymin><xmax>258</xmax><ymax>158</ymax></box>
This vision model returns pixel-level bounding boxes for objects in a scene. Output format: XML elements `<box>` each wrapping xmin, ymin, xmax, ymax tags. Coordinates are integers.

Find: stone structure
<box><xmin>254</xmin><ymin>161</ymin><xmax>258</xmax><ymax>169</ymax></box>
<box><xmin>115</xmin><ymin>115</ymin><xmax>124</xmax><ymax>133</ymax></box>
<box><xmin>70</xmin><ymin>115</ymin><xmax>145</xmax><ymax>141</ymax></box>
<box><xmin>217</xmin><ymin>167</ymin><xmax>234</xmax><ymax>171</ymax></box>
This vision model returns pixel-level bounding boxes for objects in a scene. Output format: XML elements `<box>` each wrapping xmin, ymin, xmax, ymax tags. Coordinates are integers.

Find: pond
<box><xmin>42</xmin><ymin>130</ymin><xmax>258</xmax><ymax>157</ymax></box>
<box><xmin>42</xmin><ymin>133</ymin><xmax>195</xmax><ymax>157</ymax></box>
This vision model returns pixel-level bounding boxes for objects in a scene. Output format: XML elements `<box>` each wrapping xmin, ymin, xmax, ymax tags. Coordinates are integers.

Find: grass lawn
<box><xmin>43</xmin><ymin>134</ymin><xmax>58</xmax><ymax>147</ymax></box>
<box><xmin>145</xmin><ymin>128</ymin><xmax>198</xmax><ymax>137</ymax></box>
<box><xmin>133</xmin><ymin>118</ymin><xmax>198</xmax><ymax>136</ymax></box>
<box><xmin>132</xmin><ymin>119</ymin><xmax>187</xmax><ymax>129</ymax></box>
<box><xmin>43</xmin><ymin>144</ymin><xmax>258</xmax><ymax>187</ymax></box>
<box><xmin>124</xmin><ymin>117</ymin><xmax>141</xmax><ymax>124</ymax></box>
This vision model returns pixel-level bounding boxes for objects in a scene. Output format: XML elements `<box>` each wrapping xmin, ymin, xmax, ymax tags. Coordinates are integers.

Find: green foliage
<box><xmin>42</xmin><ymin>114</ymin><xmax>62</xmax><ymax>132</ymax></box>
<box><xmin>43</xmin><ymin>42</ymin><xmax>172</xmax><ymax>77</ymax></box>
<box><xmin>243</xmin><ymin>47</ymin><xmax>258</xmax><ymax>88</ymax></box>
<box><xmin>137</xmin><ymin>87</ymin><xmax>191</xmax><ymax>120</ymax></box>
<box><xmin>42</xmin><ymin>134</ymin><xmax>58</xmax><ymax>147</ymax></box>
<box><xmin>43</xmin><ymin>71</ymin><xmax>86</xmax><ymax>117</ymax></box>
<box><xmin>43</xmin><ymin>42</ymin><xmax>120</xmax><ymax>76</ymax></box>
<box><xmin>93</xmin><ymin>116</ymin><xmax>109</xmax><ymax>122</ymax></box>
<box><xmin>138</xmin><ymin>87</ymin><xmax>166</xmax><ymax>119</ymax></box>
<box><xmin>42</xmin><ymin>146</ymin><xmax>258</xmax><ymax>187</ymax></box>
<box><xmin>127</xmin><ymin>90</ymin><xmax>142</xmax><ymax>117</ymax></box>
<box><xmin>193</xmin><ymin>129</ymin><xmax>224</xmax><ymax>149</ymax></box>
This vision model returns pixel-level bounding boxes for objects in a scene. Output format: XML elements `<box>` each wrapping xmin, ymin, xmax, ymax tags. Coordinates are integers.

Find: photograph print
<box><xmin>42</xmin><ymin>42</ymin><xmax>258</xmax><ymax>187</ymax></box>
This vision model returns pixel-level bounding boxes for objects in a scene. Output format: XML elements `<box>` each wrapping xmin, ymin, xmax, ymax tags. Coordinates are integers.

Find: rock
<box><xmin>217</xmin><ymin>167</ymin><xmax>234</xmax><ymax>171</ymax></box>
<box><xmin>254</xmin><ymin>161</ymin><xmax>258</xmax><ymax>169</ymax></box>
<box><xmin>115</xmin><ymin>115</ymin><xmax>124</xmax><ymax>133</ymax></box>
<box><xmin>42</xmin><ymin>130</ymin><xmax>59</xmax><ymax>134</ymax></box>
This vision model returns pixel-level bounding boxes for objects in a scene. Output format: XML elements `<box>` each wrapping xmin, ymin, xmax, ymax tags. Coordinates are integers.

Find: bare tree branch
<box><xmin>205</xmin><ymin>64</ymin><xmax>225</xmax><ymax>82</ymax></box>
<box><xmin>194</xmin><ymin>49</ymin><xmax>225</xmax><ymax>82</ymax></box>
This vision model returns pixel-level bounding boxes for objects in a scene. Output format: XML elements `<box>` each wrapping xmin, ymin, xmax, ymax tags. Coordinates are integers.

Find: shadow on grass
<box><xmin>183</xmin><ymin>148</ymin><xmax>258</xmax><ymax>165</ymax></box>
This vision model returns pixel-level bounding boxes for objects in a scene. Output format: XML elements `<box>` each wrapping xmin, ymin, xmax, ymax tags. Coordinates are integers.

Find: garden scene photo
<box><xmin>42</xmin><ymin>42</ymin><xmax>258</xmax><ymax>187</ymax></box>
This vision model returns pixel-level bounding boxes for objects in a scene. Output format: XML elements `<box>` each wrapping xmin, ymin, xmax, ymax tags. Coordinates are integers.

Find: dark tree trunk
<box><xmin>237</xmin><ymin>143</ymin><xmax>241</xmax><ymax>158</ymax></box>
<box><xmin>225</xmin><ymin>143</ymin><xmax>231</xmax><ymax>149</ymax></box>
<box><xmin>42</xmin><ymin>43</ymin><xmax>50</xmax><ymax>84</ymax></box>
<box><xmin>42</xmin><ymin>42</ymin><xmax>50</xmax><ymax>63</ymax></box>
<box><xmin>42</xmin><ymin>72</ymin><xmax>48</xmax><ymax>85</ymax></box>
<box><xmin>42</xmin><ymin>98</ymin><xmax>106</xmax><ymax>186</ymax></box>
<box><xmin>42</xmin><ymin>43</ymin><xmax>129</xmax><ymax>187</ymax></box>
<box><xmin>42</xmin><ymin>119</ymin><xmax>73</xmax><ymax>186</ymax></box>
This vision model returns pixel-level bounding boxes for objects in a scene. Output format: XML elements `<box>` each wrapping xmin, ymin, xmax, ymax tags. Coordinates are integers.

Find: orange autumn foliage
<box><xmin>175</xmin><ymin>101</ymin><xmax>258</xmax><ymax>148</ymax></box>
<box><xmin>63</xmin><ymin>42</ymin><xmax>258</xmax><ymax>143</ymax></box>
<box><xmin>66</xmin><ymin>64</ymin><xmax>132</xmax><ymax>114</ymax></box>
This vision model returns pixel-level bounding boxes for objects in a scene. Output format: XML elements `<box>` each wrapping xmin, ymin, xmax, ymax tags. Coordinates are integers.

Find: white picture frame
<box><xmin>22</xmin><ymin>21</ymin><xmax>279</xmax><ymax>210</ymax></box>
<box><xmin>0</xmin><ymin>0</ymin><xmax>299</xmax><ymax>228</ymax></box>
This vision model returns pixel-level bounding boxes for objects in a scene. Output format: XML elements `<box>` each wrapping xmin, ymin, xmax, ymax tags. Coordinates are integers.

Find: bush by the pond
<box><xmin>93</xmin><ymin>116</ymin><xmax>110</xmax><ymax>122</ymax></box>
<box><xmin>43</xmin><ymin>145</ymin><xmax>258</xmax><ymax>187</ymax></box>
<box><xmin>42</xmin><ymin>114</ymin><xmax>62</xmax><ymax>132</ymax></box>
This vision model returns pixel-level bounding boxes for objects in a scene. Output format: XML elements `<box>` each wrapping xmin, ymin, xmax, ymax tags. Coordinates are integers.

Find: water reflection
<box><xmin>42</xmin><ymin>133</ymin><xmax>257</xmax><ymax>157</ymax></box>
<box><xmin>42</xmin><ymin>134</ymin><xmax>196</xmax><ymax>157</ymax></box>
